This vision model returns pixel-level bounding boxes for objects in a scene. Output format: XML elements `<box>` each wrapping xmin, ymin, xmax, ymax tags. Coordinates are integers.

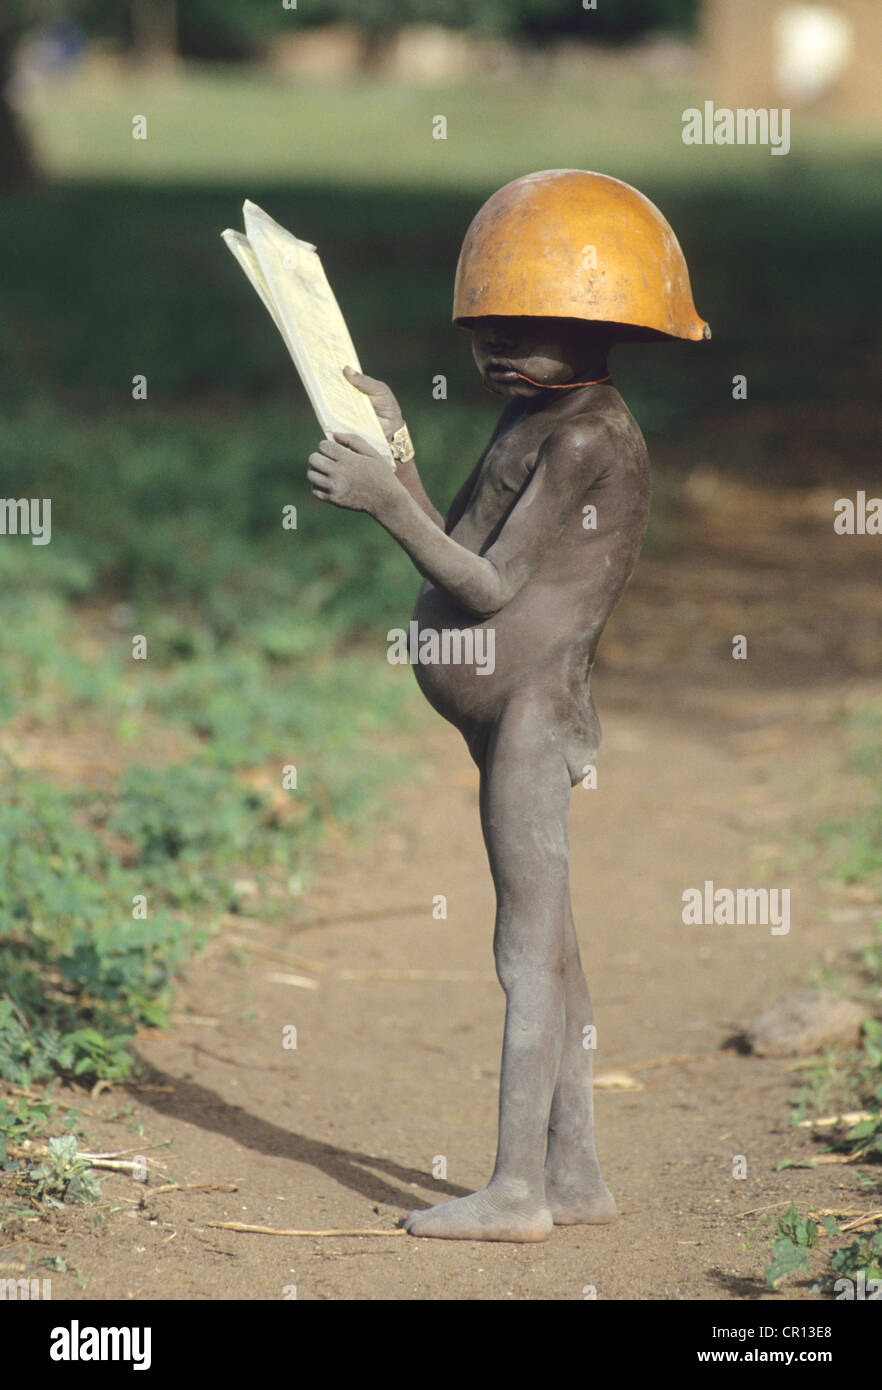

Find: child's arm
<box><xmin>307</xmin><ymin>419</ymin><xmax>613</xmax><ymax>619</ymax></box>
<box><xmin>395</xmin><ymin>457</ymin><xmax>444</xmax><ymax>530</ymax></box>
<box><xmin>343</xmin><ymin>368</ymin><xmax>443</xmax><ymax>528</ymax></box>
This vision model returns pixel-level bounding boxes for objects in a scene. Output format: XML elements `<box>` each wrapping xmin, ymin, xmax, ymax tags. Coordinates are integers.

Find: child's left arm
<box><xmin>307</xmin><ymin>419</ymin><xmax>613</xmax><ymax>619</ymax></box>
<box><xmin>343</xmin><ymin>367</ymin><xmax>444</xmax><ymax>528</ymax></box>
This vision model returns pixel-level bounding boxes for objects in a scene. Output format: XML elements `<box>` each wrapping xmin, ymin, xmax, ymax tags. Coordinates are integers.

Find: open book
<box><xmin>221</xmin><ymin>201</ymin><xmax>393</xmax><ymax>462</ymax></box>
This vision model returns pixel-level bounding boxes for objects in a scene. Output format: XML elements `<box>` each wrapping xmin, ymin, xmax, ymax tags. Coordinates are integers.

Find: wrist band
<box><xmin>390</xmin><ymin>422</ymin><xmax>415</xmax><ymax>466</ymax></box>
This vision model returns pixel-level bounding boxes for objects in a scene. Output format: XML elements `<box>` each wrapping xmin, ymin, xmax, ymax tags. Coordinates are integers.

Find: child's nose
<box><xmin>486</xmin><ymin>328</ymin><xmax>514</xmax><ymax>352</ymax></box>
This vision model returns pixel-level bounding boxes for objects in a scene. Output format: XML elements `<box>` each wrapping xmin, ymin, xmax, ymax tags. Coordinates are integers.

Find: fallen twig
<box><xmin>335</xmin><ymin>968</ymin><xmax>494</xmax><ymax>982</ymax></box>
<box><xmin>734</xmin><ymin>1200</ymin><xmax>795</xmax><ymax>1220</ymax></box>
<box><xmin>77</xmin><ymin>1143</ymin><xmax>169</xmax><ymax>1159</ymax></box>
<box><xmin>798</xmin><ymin>1111</ymin><xmax>875</xmax><ymax>1129</ymax></box>
<box><xmin>205</xmin><ymin>1221</ymin><xmax>406</xmax><ymax>1238</ymax></box>
<box><xmin>838</xmin><ymin>1210</ymin><xmax>882</xmax><ymax>1234</ymax></box>
<box><xmin>154</xmin><ymin>1183</ymin><xmax>238</xmax><ymax>1195</ymax></box>
<box><xmin>804</xmin><ymin>1149</ymin><xmax>870</xmax><ymax>1165</ymax></box>
<box><xmin>6</xmin><ymin>1084</ymin><xmax>100</xmax><ymax>1119</ymax></box>
<box><xmin>802</xmin><ymin>1207</ymin><xmax>882</xmax><ymax>1234</ymax></box>
<box><xmin>288</xmin><ymin>905</ymin><xmax>429</xmax><ymax>934</ymax></box>
<box><xmin>225</xmin><ymin>936</ymin><xmax>325</xmax><ymax>974</ymax></box>
<box><xmin>593</xmin><ymin>1070</ymin><xmax>644</xmax><ymax>1091</ymax></box>
<box><xmin>76</xmin><ymin>1156</ymin><xmax>159</xmax><ymax>1175</ymax></box>
<box><xmin>265</xmin><ymin>972</ymin><xmax>320</xmax><ymax>990</ymax></box>
<box><xmin>806</xmin><ymin>1207</ymin><xmax>874</xmax><ymax>1219</ymax></box>
<box><xmin>21</xmin><ymin>1145</ymin><xmax>169</xmax><ymax>1176</ymax></box>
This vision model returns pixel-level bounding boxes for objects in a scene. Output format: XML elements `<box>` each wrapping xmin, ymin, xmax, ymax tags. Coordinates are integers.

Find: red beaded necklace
<box><xmin>483</xmin><ymin>372</ymin><xmax>611</xmax><ymax>393</ymax></box>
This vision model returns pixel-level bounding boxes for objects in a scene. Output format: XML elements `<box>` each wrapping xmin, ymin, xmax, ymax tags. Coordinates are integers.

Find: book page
<box><xmin>222</xmin><ymin>202</ymin><xmax>392</xmax><ymax>461</ymax></box>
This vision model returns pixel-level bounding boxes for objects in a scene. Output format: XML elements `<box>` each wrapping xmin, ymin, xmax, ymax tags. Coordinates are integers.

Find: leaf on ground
<box><xmin>766</xmin><ymin>1238</ymin><xmax>811</xmax><ymax>1289</ymax></box>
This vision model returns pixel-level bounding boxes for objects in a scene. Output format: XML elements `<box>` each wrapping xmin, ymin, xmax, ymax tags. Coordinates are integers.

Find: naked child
<box><xmin>307</xmin><ymin>170</ymin><xmax>710</xmax><ymax>1241</ymax></box>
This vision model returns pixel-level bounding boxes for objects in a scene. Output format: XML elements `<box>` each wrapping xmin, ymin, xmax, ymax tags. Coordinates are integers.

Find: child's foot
<box><xmin>544</xmin><ymin>1175</ymin><xmax>616</xmax><ymax>1225</ymax></box>
<box><xmin>405</xmin><ymin>1182</ymin><xmax>553</xmax><ymax>1241</ymax></box>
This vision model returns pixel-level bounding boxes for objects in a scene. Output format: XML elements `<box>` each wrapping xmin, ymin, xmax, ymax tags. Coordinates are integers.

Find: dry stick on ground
<box><xmin>154</xmin><ymin>1183</ymin><xmax>238</xmax><ymax>1195</ymax></box>
<box><xmin>798</xmin><ymin>1111</ymin><xmax>876</xmax><ymax>1128</ymax></box>
<box><xmin>219</xmin><ymin>916</ymin><xmax>325</xmax><ymax>973</ymax></box>
<box><xmin>734</xmin><ymin>1200</ymin><xmax>798</xmax><ymax>1220</ymax></box>
<box><xmin>264</xmin><ymin>972</ymin><xmax>320</xmax><ymax>990</ymax></box>
<box><xmin>801</xmin><ymin>1208</ymin><xmax>882</xmax><ymax>1235</ymax></box>
<box><xmin>205</xmin><ymin>1221</ymin><xmax>407</xmax><ymax>1238</ymax></box>
<box><xmin>6</xmin><ymin>1085</ymin><xmax>100</xmax><ymax>1119</ymax></box>
<box><xmin>804</xmin><ymin>1149</ymin><xmax>871</xmax><ymax>1165</ymax></box>
<box><xmin>287</xmin><ymin>905</ymin><xmax>430</xmax><ymax>934</ymax></box>
<box><xmin>334</xmin><ymin>968</ymin><xmax>495</xmax><ymax>982</ymax></box>
<box><xmin>20</xmin><ymin>1144</ymin><xmax>170</xmax><ymax>1175</ymax></box>
<box><xmin>1</xmin><ymin>994</ymin><xmax>30</xmax><ymax>1030</ymax></box>
<box><xmin>79</xmin><ymin>1143</ymin><xmax>170</xmax><ymax>1158</ymax></box>
<box><xmin>71</xmin><ymin>1155</ymin><xmax>166</xmax><ymax>1175</ymax></box>
<box><xmin>804</xmin><ymin>1208</ymin><xmax>876</xmax><ymax>1219</ymax></box>
<box><xmin>224</xmin><ymin>936</ymin><xmax>326</xmax><ymax>973</ymax></box>
<box><xmin>739</xmin><ymin>1205</ymin><xmax>882</xmax><ymax>1234</ymax></box>
<box><xmin>76</xmin><ymin>1158</ymin><xmax>146</xmax><ymax>1174</ymax></box>
<box><xmin>836</xmin><ymin>1211</ymin><xmax>882</xmax><ymax>1234</ymax></box>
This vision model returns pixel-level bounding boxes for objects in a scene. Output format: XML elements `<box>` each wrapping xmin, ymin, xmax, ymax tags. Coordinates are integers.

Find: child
<box><xmin>307</xmin><ymin>170</ymin><xmax>709</xmax><ymax>1241</ymax></box>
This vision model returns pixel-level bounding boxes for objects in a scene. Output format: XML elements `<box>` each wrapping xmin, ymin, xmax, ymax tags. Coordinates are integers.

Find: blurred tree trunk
<box><xmin>360</xmin><ymin>24</ymin><xmax>390</xmax><ymax>73</ymax></box>
<box><xmin>0</xmin><ymin>25</ymin><xmax>35</xmax><ymax>190</ymax></box>
<box><xmin>130</xmin><ymin>0</ymin><xmax>179</xmax><ymax>69</ymax></box>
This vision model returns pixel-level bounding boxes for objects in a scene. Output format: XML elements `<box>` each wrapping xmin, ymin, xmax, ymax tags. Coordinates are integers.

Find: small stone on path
<box><xmin>745</xmin><ymin>989</ymin><xmax>865</xmax><ymax>1058</ymax></box>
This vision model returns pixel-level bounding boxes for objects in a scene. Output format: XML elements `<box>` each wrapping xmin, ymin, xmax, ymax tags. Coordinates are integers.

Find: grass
<box><xmin>764</xmin><ymin>709</ymin><xmax>882</xmax><ymax>1296</ymax></box>
<box><xmin>820</xmin><ymin>707</ymin><xmax>882</xmax><ymax>893</ymax></box>
<box><xmin>25</xmin><ymin>61</ymin><xmax>849</xmax><ymax>190</ymax></box>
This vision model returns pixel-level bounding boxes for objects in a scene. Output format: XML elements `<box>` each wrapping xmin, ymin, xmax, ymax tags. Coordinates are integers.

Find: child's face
<box><xmin>470</xmin><ymin>316</ymin><xmax>611</xmax><ymax>397</ymax></box>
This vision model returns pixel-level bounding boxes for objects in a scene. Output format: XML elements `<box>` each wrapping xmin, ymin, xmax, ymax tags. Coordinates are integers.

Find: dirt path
<box><xmin>6</xmin><ymin>471</ymin><xmax>881</xmax><ymax>1300</ymax></box>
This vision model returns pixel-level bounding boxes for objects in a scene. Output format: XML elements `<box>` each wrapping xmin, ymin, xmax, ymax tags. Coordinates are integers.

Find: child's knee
<box><xmin>494</xmin><ymin>939</ymin><xmax>566</xmax><ymax>994</ymax></box>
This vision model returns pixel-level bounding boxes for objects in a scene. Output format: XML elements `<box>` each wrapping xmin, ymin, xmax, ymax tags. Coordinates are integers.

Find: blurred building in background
<box><xmin>3</xmin><ymin>0</ymin><xmax>880</xmax><ymax>190</ymax></box>
<box><xmin>703</xmin><ymin>0</ymin><xmax>882</xmax><ymax>117</ymax></box>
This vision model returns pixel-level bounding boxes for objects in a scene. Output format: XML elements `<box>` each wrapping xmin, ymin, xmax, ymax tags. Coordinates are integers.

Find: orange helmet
<box><xmin>453</xmin><ymin>169</ymin><xmax>710</xmax><ymax>342</ymax></box>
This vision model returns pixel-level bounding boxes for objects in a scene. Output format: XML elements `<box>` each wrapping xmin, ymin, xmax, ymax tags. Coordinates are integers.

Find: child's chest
<box><xmin>465</xmin><ymin>423</ymin><xmax>543</xmax><ymax>526</ymax></box>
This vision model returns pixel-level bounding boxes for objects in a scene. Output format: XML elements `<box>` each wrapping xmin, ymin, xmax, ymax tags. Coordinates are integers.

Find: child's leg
<box><xmin>544</xmin><ymin>899</ymin><xmax>616</xmax><ymax>1223</ymax></box>
<box><xmin>406</xmin><ymin>699</ymin><xmax>570</xmax><ymax>1241</ymax></box>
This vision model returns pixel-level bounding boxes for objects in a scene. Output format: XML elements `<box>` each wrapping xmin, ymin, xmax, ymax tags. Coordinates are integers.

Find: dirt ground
<box><xmin>3</xmin><ymin>467</ymin><xmax>881</xmax><ymax>1301</ymax></box>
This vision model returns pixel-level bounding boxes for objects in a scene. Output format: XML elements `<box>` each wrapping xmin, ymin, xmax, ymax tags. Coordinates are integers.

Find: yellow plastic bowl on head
<box><xmin>453</xmin><ymin>169</ymin><xmax>710</xmax><ymax>342</ymax></box>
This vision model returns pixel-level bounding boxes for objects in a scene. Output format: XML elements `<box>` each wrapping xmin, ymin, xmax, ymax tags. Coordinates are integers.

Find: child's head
<box><xmin>470</xmin><ymin>315</ymin><xmax>615</xmax><ymax>397</ymax></box>
<box><xmin>454</xmin><ymin>170</ymin><xmax>710</xmax><ymax>360</ymax></box>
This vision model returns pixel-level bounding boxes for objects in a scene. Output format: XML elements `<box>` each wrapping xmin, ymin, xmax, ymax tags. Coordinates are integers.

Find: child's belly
<box><xmin>409</xmin><ymin>578</ymin><xmax>597</xmax><ymax>732</ymax></box>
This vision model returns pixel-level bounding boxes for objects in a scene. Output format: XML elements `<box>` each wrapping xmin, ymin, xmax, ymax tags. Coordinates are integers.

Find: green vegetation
<box><xmin>765</xmin><ymin>1203</ymin><xmax>823</xmax><ymax>1290</ymax></box>
<box><xmin>766</xmin><ymin>712</ymin><xmax>882</xmax><ymax>1296</ymax></box>
<box><xmin>766</xmin><ymin>1203</ymin><xmax>882</xmax><ymax>1297</ymax></box>
<box><xmin>820</xmin><ymin>708</ymin><xmax>882</xmax><ymax>891</ymax></box>
<box><xmin>16</xmin><ymin>1134</ymin><xmax>102</xmax><ymax>1208</ymax></box>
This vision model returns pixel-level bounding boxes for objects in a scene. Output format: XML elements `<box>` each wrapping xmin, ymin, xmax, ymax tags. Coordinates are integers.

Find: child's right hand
<box><xmin>343</xmin><ymin>366</ymin><xmax>404</xmax><ymax>442</ymax></box>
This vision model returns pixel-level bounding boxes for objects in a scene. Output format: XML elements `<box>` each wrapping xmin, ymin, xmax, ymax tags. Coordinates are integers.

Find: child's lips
<box><xmin>485</xmin><ymin>362</ymin><xmax>519</xmax><ymax>380</ymax></box>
